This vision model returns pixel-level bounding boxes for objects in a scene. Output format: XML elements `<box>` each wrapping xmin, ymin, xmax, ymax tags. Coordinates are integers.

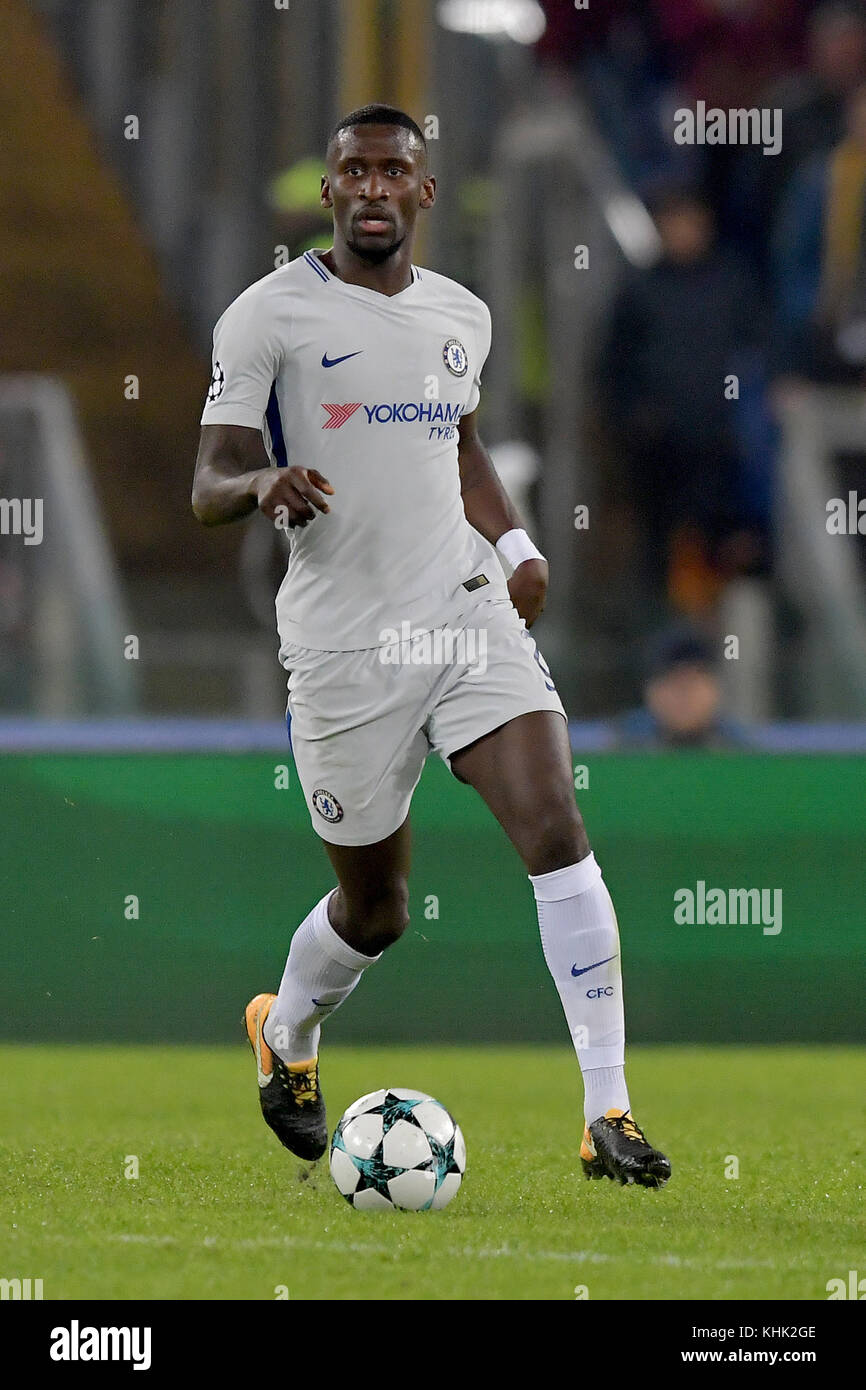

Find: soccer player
<box><xmin>192</xmin><ymin>105</ymin><xmax>670</xmax><ymax>1188</ymax></box>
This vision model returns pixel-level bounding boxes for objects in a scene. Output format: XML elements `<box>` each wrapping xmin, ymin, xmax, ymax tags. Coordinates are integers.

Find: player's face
<box><xmin>322</xmin><ymin>126</ymin><xmax>435</xmax><ymax>263</ymax></box>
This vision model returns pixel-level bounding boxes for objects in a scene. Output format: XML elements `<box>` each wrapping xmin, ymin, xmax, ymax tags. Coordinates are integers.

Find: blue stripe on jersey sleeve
<box><xmin>266</xmin><ymin>384</ymin><xmax>289</xmax><ymax>468</ymax></box>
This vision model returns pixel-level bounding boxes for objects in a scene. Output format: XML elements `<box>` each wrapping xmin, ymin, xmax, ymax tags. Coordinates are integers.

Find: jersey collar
<box><xmin>304</xmin><ymin>249</ymin><xmax>422</xmax><ymax>300</ymax></box>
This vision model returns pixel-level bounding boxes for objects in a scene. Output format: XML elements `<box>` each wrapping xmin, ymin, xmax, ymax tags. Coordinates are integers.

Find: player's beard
<box><xmin>346</xmin><ymin>231</ymin><xmax>406</xmax><ymax>265</ymax></box>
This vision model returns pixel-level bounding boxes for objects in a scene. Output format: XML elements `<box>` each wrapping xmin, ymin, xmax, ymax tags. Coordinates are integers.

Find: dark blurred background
<box><xmin>3</xmin><ymin>0</ymin><xmax>866</xmax><ymax>733</ymax></box>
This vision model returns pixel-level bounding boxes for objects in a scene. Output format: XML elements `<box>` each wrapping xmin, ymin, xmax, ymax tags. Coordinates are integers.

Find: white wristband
<box><xmin>495</xmin><ymin>527</ymin><xmax>545</xmax><ymax>570</ymax></box>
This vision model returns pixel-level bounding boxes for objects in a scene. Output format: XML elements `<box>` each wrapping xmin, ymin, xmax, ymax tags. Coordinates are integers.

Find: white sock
<box><xmin>530</xmin><ymin>854</ymin><xmax>631</xmax><ymax>1124</ymax></box>
<box><xmin>263</xmin><ymin>891</ymin><xmax>380</xmax><ymax>1064</ymax></box>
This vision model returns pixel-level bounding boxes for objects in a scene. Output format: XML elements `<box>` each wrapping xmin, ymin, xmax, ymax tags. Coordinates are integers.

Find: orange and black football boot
<box><xmin>580</xmin><ymin>1108</ymin><xmax>671</xmax><ymax>1188</ymax></box>
<box><xmin>244</xmin><ymin>993</ymin><xmax>327</xmax><ymax>1160</ymax></box>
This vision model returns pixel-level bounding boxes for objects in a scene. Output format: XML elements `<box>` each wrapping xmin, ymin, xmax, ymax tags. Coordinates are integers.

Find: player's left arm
<box><xmin>458</xmin><ymin>408</ymin><xmax>548</xmax><ymax>628</ymax></box>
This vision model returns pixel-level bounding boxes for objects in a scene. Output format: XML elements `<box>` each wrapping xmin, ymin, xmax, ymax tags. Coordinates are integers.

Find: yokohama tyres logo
<box><xmin>321</xmin><ymin>403</ymin><xmax>363</xmax><ymax>429</ymax></box>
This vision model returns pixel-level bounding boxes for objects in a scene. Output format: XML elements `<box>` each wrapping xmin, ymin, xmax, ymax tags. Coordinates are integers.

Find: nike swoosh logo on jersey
<box><xmin>571</xmin><ymin>954</ymin><xmax>617</xmax><ymax>978</ymax></box>
<box><xmin>255</xmin><ymin>1013</ymin><xmax>273</xmax><ymax>1089</ymax></box>
<box><xmin>321</xmin><ymin>351</ymin><xmax>363</xmax><ymax>368</ymax></box>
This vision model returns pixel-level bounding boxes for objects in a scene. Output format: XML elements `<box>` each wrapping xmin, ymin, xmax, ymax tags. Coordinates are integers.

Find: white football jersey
<box><xmin>201</xmin><ymin>248</ymin><xmax>508</xmax><ymax>651</ymax></box>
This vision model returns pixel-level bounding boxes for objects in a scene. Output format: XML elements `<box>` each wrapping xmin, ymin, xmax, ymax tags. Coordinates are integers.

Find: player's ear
<box><xmin>321</xmin><ymin>175</ymin><xmax>333</xmax><ymax>209</ymax></box>
<box><xmin>420</xmin><ymin>175</ymin><xmax>436</xmax><ymax>210</ymax></box>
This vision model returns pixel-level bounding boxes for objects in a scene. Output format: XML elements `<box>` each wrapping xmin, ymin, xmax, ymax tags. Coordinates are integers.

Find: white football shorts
<box><xmin>282</xmin><ymin>592</ymin><xmax>566</xmax><ymax>846</ymax></box>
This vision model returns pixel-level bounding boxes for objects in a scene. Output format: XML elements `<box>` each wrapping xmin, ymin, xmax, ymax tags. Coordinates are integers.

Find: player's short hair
<box><xmin>328</xmin><ymin>104</ymin><xmax>427</xmax><ymax>161</ymax></box>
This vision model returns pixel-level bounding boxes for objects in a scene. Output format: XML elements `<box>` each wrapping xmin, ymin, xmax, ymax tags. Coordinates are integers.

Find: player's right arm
<box><xmin>191</xmin><ymin>284</ymin><xmax>333</xmax><ymax>528</ymax></box>
<box><xmin>192</xmin><ymin>425</ymin><xmax>333</xmax><ymax>528</ymax></box>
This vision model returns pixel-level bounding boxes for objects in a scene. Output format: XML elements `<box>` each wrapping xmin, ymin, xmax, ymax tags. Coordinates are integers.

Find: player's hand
<box><xmin>508</xmin><ymin>557</ymin><xmax>548</xmax><ymax>628</ymax></box>
<box><xmin>254</xmin><ymin>467</ymin><xmax>335</xmax><ymax>528</ymax></box>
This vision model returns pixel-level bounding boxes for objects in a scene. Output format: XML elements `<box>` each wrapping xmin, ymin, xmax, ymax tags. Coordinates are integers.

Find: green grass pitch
<box><xmin>1</xmin><ymin>1044</ymin><xmax>863</xmax><ymax>1301</ymax></box>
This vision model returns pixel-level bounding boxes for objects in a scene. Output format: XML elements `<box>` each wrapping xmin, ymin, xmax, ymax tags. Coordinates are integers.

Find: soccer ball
<box><xmin>329</xmin><ymin>1087</ymin><xmax>466</xmax><ymax>1211</ymax></box>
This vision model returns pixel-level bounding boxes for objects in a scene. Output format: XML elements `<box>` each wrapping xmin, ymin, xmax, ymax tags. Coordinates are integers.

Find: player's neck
<box><xmin>320</xmin><ymin>244</ymin><xmax>415</xmax><ymax>297</ymax></box>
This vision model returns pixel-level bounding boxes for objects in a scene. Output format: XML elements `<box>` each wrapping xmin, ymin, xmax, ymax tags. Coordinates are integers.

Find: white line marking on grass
<box><xmin>103</xmin><ymin>1232</ymin><xmax>787</xmax><ymax>1272</ymax></box>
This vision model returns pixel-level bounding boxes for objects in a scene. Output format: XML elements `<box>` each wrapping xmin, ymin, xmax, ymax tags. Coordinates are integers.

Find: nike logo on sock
<box><xmin>571</xmin><ymin>954</ymin><xmax>617</xmax><ymax>978</ymax></box>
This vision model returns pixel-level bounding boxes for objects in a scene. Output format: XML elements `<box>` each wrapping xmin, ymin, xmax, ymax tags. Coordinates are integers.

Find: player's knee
<box><xmin>524</xmin><ymin>803</ymin><xmax>589</xmax><ymax>877</ymax></box>
<box><xmin>343</xmin><ymin>881</ymin><xmax>409</xmax><ymax>952</ymax></box>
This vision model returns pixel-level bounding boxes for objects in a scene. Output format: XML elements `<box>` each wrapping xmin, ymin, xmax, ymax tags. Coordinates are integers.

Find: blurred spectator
<box><xmin>535</xmin><ymin>0</ymin><xmax>654</xmax><ymax>70</ymax></box>
<box><xmin>534</xmin><ymin>1</ymin><xmax>674</xmax><ymax>187</ymax></box>
<box><xmin>535</xmin><ymin>0</ymin><xmax>814</xmax><ymax>240</ymax></box>
<box><xmin>601</xmin><ymin>185</ymin><xmax>766</xmax><ymax>615</ymax></box>
<box><xmin>761</xmin><ymin>2</ymin><xmax>866</xmax><ymax>222</ymax></box>
<box><xmin>655</xmin><ymin>0</ymin><xmax>809</xmax><ymax>256</ymax></box>
<box><xmin>772</xmin><ymin>78</ymin><xmax>866</xmax><ymax>379</ymax></box>
<box><xmin>615</xmin><ymin>626</ymin><xmax>752</xmax><ymax>748</ymax></box>
<box><xmin>652</xmin><ymin>0</ymin><xmax>806</xmax><ymax>111</ymax></box>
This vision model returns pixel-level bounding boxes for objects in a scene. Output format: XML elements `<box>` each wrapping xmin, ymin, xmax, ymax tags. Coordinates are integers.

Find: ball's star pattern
<box><xmin>361</xmin><ymin>1095</ymin><xmax>425</xmax><ymax>1133</ymax></box>
<box><xmin>330</xmin><ymin>1089</ymin><xmax>464</xmax><ymax>1209</ymax></box>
